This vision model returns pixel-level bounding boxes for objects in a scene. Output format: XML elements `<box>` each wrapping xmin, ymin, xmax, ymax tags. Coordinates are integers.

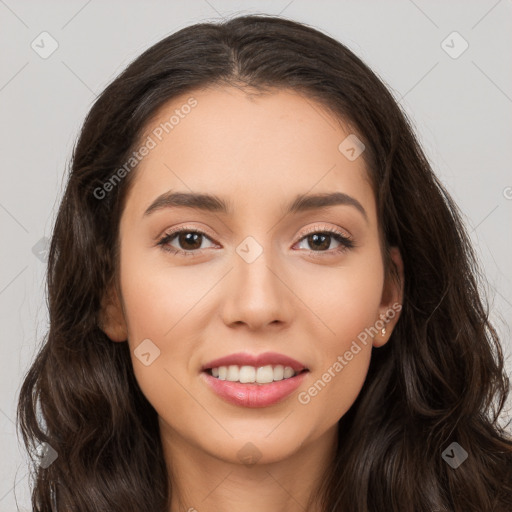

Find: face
<box><xmin>100</xmin><ymin>85</ymin><xmax>403</xmax><ymax>467</ymax></box>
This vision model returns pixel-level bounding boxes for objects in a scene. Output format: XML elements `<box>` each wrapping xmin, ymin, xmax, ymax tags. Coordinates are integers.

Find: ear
<box><xmin>98</xmin><ymin>283</ymin><xmax>128</xmax><ymax>342</ymax></box>
<box><xmin>373</xmin><ymin>246</ymin><xmax>404</xmax><ymax>348</ymax></box>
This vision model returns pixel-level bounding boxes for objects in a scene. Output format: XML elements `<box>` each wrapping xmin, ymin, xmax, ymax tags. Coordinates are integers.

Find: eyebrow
<box><xmin>143</xmin><ymin>190</ymin><xmax>368</xmax><ymax>223</ymax></box>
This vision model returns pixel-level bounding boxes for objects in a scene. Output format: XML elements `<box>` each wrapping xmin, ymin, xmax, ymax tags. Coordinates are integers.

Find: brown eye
<box><xmin>305</xmin><ymin>233</ymin><xmax>331</xmax><ymax>251</ymax></box>
<box><xmin>158</xmin><ymin>229</ymin><xmax>216</xmax><ymax>256</ymax></box>
<box><xmin>296</xmin><ymin>230</ymin><xmax>354</xmax><ymax>253</ymax></box>
<box><xmin>176</xmin><ymin>232</ymin><xmax>203</xmax><ymax>250</ymax></box>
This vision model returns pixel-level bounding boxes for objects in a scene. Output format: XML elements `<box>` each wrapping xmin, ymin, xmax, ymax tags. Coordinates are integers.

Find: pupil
<box><xmin>180</xmin><ymin>232</ymin><xmax>201</xmax><ymax>250</ymax></box>
<box><xmin>309</xmin><ymin>233</ymin><xmax>329</xmax><ymax>250</ymax></box>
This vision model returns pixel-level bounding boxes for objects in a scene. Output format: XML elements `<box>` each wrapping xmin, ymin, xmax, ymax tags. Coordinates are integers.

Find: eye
<box><xmin>157</xmin><ymin>227</ymin><xmax>217</xmax><ymax>256</ymax></box>
<box><xmin>294</xmin><ymin>226</ymin><xmax>355</xmax><ymax>255</ymax></box>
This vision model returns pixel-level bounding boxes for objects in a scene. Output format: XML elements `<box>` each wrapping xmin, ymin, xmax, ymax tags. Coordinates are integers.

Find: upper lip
<box><xmin>201</xmin><ymin>351</ymin><xmax>309</xmax><ymax>373</ymax></box>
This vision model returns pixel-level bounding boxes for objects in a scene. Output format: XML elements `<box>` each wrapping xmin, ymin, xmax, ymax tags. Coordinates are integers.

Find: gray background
<box><xmin>1</xmin><ymin>0</ymin><xmax>511</xmax><ymax>508</ymax></box>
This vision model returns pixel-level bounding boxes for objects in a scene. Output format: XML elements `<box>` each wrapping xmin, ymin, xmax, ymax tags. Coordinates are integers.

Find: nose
<box><xmin>220</xmin><ymin>246</ymin><xmax>294</xmax><ymax>331</ymax></box>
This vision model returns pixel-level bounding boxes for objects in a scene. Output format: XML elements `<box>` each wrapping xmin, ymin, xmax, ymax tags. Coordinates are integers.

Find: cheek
<box><xmin>297</xmin><ymin>303</ymin><xmax>377</xmax><ymax>430</ymax></box>
<box><xmin>298</xmin><ymin>347</ymin><xmax>372</xmax><ymax>432</ymax></box>
<box><xmin>116</xmin><ymin>244</ymin><xmax>209</xmax><ymax>411</ymax></box>
<box><xmin>117</xmin><ymin>245</ymin><xmax>250</xmax><ymax>429</ymax></box>
<box><xmin>120</xmin><ymin>269</ymin><xmax>218</xmax><ymax>395</ymax></box>
<box><xmin>118</xmin><ymin>239</ymin><xmax>216</xmax><ymax>343</ymax></box>
<box><xmin>295</xmin><ymin>250</ymin><xmax>384</xmax><ymax>422</ymax></box>
<box><xmin>299</xmin><ymin>246</ymin><xmax>384</xmax><ymax>344</ymax></box>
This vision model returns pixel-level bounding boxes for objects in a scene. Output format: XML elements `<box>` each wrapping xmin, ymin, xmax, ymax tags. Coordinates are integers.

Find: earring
<box><xmin>379</xmin><ymin>313</ymin><xmax>387</xmax><ymax>337</ymax></box>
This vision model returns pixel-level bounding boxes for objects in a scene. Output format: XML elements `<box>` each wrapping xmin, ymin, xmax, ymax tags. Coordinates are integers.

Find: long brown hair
<box><xmin>17</xmin><ymin>14</ymin><xmax>512</xmax><ymax>511</ymax></box>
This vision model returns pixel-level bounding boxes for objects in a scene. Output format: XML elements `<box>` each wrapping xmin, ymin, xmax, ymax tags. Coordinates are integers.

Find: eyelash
<box><xmin>157</xmin><ymin>224</ymin><xmax>355</xmax><ymax>258</ymax></box>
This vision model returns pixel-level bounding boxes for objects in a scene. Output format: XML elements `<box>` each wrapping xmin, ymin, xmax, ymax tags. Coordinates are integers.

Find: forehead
<box><xmin>123</xmin><ymin>86</ymin><xmax>375</xmax><ymax>222</ymax></box>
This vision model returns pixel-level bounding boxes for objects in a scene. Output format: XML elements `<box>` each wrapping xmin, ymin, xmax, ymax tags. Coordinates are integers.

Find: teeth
<box><xmin>239</xmin><ymin>365</ymin><xmax>256</xmax><ymax>383</ymax></box>
<box><xmin>256</xmin><ymin>366</ymin><xmax>273</xmax><ymax>383</ymax></box>
<box><xmin>209</xmin><ymin>364</ymin><xmax>299</xmax><ymax>384</ymax></box>
<box><xmin>283</xmin><ymin>366</ymin><xmax>295</xmax><ymax>379</ymax></box>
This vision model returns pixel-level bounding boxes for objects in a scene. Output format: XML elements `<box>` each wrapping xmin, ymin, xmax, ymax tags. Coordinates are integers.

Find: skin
<box><xmin>100</xmin><ymin>85</ymin><xmax>404</xmax><ymax>512</ymax></box>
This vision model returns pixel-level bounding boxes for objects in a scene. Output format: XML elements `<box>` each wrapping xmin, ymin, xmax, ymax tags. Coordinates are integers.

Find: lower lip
<box><xmin>200</xmin><ymin>370</ymin><xmax>309</xmax><ymax>408</ymax></box>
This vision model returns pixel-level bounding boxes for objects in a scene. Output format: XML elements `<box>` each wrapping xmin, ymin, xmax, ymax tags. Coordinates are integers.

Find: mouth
<box><xmin>200</xmin><ymin>351</ymin><xmax>310</xmax><ymax>386</ymax></box>
<box><xmin>200</xmin><ymin>352</ymin><xmax>310</xmax><ymax>406</ymax></box>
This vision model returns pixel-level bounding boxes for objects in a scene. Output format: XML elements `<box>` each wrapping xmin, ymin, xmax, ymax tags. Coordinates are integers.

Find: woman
<box><xmin>17</xmin><ymin>13</ymin><xmax>512</xmax><ymax>512</ymax></box>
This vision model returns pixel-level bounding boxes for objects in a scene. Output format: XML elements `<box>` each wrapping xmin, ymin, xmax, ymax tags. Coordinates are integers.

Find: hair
<box><xmin>16</xmin><ymin>13</ymin><xmax>512</xmax><ymax>512</ymax></box>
